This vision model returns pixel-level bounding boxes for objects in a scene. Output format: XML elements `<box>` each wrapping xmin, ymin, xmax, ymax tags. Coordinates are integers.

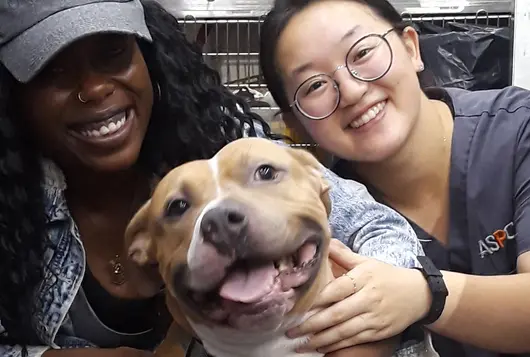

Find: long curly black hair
<box><xmin>0</xmin><ymin>0</ymin><xmax>276</xmax><ymax>348</ymax></box>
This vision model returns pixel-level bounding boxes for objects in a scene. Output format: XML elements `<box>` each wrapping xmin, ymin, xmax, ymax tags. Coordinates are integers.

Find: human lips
<box><xmin>349</xmin><ymin>100</ymin><xmax>387</xmax><ymax>129</ymax></box>
<box><xmin>68</xmin><ymin>109</ymin><xmax>132</xmax><ymax>138</ymax></box>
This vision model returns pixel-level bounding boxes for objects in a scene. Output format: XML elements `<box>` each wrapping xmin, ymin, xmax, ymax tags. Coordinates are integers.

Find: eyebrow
<box><xmin>290</xmin><ymin>25</ymin><xmax>361</xmax><ymax>77</ymax></box>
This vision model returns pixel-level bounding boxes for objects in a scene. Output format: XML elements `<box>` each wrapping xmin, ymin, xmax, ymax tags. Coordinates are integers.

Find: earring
<box><xmin>418</xmin><ymin>64</ymin><xmax>424</xmax><ymax>72</ymax></box>
<box><xmin>155</xmin><ymin>82</ymin><xmax>162</xmax><ymax>101</ymax></box>
<box><xmin>77</xmin><ymin>92</ymin><xmax>88</xmax><ymax>103</ymax></box>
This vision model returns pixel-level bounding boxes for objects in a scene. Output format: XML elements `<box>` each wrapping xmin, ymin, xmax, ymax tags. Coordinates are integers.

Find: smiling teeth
<box><xmin>351</xmin><ymin>101</ymin><xmax>386</xmax><ymax>128</ymax></box>
<box><xmin>80</xmin><ymin>114</ymin><xmax>127</xmax><ymax>137</ymax></box>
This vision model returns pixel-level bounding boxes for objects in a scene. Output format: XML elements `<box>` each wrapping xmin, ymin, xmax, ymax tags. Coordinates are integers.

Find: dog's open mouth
<box><xmin>220</xmin><ymin>240</ymin><xmax>319</xmax><ymax>302</ymax></box>
<box><xmin>187</xmin><ymin>240</ymin><xmax>322</xmax><ymax>329</ymax></box>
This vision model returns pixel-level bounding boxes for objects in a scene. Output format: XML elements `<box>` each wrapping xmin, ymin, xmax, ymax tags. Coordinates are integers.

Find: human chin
<box><xmin>66</xmin><ymin>124</ymin><xmax>146</xmax><ymax>173</ymax></box>
<box><xmin>75</xmin><ymin>142</ymin><xmax>143</xmax><ymax>173</ymax></box>
<box><xmin>350</xmin><ymin>129</ymin><xmax>408</xmax><ymax>163</ymax></box>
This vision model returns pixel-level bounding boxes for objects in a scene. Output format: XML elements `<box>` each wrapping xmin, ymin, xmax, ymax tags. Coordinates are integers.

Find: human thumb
<box><xmin>328</xmin><ymin>239</ymin><xmax>369</xmax><ymax>270</ymax></box>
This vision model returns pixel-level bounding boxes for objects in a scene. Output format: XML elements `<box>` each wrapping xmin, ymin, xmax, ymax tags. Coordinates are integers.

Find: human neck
<box><xmin>63</xmin><ymin>165</ymin><xmax>149</xmax><ymax>212</ymax></box>
<box><xmin>356</xmin><ymin>97</ymin><xmax>453</xmax><ymax>209</ymax></box>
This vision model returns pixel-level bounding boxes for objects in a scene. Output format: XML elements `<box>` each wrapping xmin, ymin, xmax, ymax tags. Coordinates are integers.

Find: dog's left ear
<box><xmin>124</xmin><ymin>199</ymin><xmax>163</xmax><ymax>297</ymax></box>
<box><xmin>125</xmin><ymin>199</ymin><xmax>157</xmax><ymax>266</ymax></box>
<box><xmin>287</xmin><ymin>147</ymin><xmax>332</xmax><ymax>216</ymax></box>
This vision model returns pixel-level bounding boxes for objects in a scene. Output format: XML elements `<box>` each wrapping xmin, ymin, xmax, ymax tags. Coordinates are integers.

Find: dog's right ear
<box><xmin>125</xmin><ymin>199</ymin><xmax>156</xmax><ymax>266</ymax></box>
<box><xmin>286</xmin><ymin>146</ymin><xmax>332</xmax><ymax>216</ymax></box>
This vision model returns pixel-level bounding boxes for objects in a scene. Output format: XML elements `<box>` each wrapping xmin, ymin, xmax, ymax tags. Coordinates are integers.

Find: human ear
<box><xmin>401</xmin><ymin>26</ymin><xmax>424</xmax><ymax>72</ymax></box>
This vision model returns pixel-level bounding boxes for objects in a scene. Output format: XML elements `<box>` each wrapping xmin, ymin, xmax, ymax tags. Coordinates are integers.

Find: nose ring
<box><xmin>77</xmin><ymin>92</ymin><xmax>88</xmax><ymax>103</ymax></box>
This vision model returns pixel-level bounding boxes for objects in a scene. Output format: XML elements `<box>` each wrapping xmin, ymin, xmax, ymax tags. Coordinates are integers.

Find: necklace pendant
<box><xmin>110</xmin><ymin>254</ymin><xmax>126</xmax><ymax>286</ymax></box>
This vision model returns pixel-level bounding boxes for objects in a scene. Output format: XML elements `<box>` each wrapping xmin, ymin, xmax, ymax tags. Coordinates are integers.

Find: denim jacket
<box><xmin>0</xmin><ymin>148</ymin><xmax>425</xmax><ymax>357</ymax></box>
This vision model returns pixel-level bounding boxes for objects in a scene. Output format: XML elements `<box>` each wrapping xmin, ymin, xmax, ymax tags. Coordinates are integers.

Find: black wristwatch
<box><xmin>414</xmin><ymin>256</ymin><xmax>448</xmax><ymax>325</ymax></box>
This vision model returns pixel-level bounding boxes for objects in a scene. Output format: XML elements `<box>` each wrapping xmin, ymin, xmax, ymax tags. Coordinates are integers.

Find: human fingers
<box><xmin>329</xmin><ymin>257</ymin><xmax>348</xmax><ymax>278</ymax></box>
<box><xmin>311</xmin><ymin>270</ymin><xmax>359</xmax><ymax>307</ymax></box>
<box><xmin>287</xmin><ymin>276</ymin><xmax>369</xmax><ymax>338</ymax></box>
<box><xmin>320</xmin><ymin>335</ymin><xmax>400</xmax><ymax>355</ymax></box>
<box><xmin>296</xmin><ymin>313</ymin><xmax>380</xmax><ymax>352</ymax></box>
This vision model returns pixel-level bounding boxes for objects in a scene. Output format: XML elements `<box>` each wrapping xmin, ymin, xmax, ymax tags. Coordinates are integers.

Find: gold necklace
<box><xmin>108</xmin><ymin>175</ymin><xmax>146</xmax><ymax>286</ymax></box>
<box><xmin>109</xmin><ymin>254</ymin><xmax>126</xmax><ymax>285</ymax></box>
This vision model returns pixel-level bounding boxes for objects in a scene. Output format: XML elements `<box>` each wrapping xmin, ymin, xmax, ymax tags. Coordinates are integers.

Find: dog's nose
<box><xmin>200</xmin><ymin>201</ymin><xmax>248</xmax><ymax>254</ymax></box>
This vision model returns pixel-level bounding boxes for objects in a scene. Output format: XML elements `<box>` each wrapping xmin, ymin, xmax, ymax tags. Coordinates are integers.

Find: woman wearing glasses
<box><xmin>260</xmin><ymin>0</ymin><xmax>530</xmax><ymax>356</ymax></box>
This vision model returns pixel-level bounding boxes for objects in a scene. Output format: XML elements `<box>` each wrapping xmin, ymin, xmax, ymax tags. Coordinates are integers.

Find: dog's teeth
<box><xmin>277</xmin><ymin>259</ymin><xmax>290</xmax><ymax>271</ymax></box>
<box><xmin>276</xmin><ymin>256</ymin><xmax>295</xmax><ymax>272</ymax></box>
<box><xmin>291</xmin><ymin>254</ymin><xmax>299</xmax><ymax>266</ymax></box>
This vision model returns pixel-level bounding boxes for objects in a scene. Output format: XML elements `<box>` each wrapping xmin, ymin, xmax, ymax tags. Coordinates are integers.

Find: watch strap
<box><xmin>414</xmin><ymin>255</ymin><xmax>448</xmax><ymax>325</ymax></box>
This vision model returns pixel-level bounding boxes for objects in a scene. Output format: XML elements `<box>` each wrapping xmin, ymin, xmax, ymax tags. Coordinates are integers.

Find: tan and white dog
<box><xmin>125</xmin><ymin>137</ymin><xmax>334</xmax><ymax>357</ymax></box>
<box><xmin>124</xmin><ymin>137</ymin><xmax>435</xmax><ymax>357</ymax></box>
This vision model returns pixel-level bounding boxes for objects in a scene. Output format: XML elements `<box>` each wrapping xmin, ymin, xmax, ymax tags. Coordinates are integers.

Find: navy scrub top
<box><xmin>333</xmin><ymin>86</ymin><xmax>530</xmax><ymax>357</ymax></box>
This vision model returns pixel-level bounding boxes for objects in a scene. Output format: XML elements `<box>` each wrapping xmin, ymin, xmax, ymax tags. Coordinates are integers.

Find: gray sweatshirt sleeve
<box><xmin>321</xmin><ymin>167</ymin><xmax>423</xmax><ymax>269</ymax></box>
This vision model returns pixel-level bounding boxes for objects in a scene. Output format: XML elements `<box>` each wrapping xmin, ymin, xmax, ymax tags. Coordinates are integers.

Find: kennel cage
<box><xmin>157</xmin><ymin>0</ymin><xmax>515</xmax><ymax>147</ymax></box>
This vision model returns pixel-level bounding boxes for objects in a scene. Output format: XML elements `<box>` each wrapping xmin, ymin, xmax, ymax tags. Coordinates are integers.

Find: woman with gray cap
<box><xmin>0</xmin><ymin>1</ymin><xmax>427</xmax><ymax>357</ymax></box>
<box><xmin>0</xmin><ymin>0</ymin><xmax>274</xmax><ymax>356</ymax></box>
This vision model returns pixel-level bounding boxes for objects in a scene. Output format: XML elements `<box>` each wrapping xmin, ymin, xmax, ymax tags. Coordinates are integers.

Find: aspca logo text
<box><xmin>478</xmin><ymin>222</ymin><xmax>515</xmax><ymax>258</ymax></box>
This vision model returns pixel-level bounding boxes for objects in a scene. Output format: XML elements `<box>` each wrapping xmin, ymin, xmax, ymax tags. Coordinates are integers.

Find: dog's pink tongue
<box><xmin>219</xmin><ymin>263</ymin><xmax>276</xmax><ymax>303</ymax></box>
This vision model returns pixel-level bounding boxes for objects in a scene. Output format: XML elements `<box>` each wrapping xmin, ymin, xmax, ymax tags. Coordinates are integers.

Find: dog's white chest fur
<box><xmin>187</xmin><ymin>314</ymin><xmax>323</xmax><ymax>357</ymax></box>
<box><xmin>187</xmin><ymin>316</ymin><xmax>440</xmax><ymax>357</ymax></box>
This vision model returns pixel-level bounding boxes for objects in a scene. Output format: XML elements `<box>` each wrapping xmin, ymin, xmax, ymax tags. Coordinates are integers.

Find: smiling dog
<box><xmin>125</xmin><ymin>137</ymin><xmax>333</xmax><ymax>356</ymax></box>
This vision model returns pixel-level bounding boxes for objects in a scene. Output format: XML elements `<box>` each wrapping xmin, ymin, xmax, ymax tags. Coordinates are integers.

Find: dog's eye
<box><xmin>165</xmin><ymin>199</ymin><xmax>189</xmax><ymax>218</ymax></box>
<box><xmin>255</xmin><ymin>164</ymin><xmax>278</xmax><ymax>181</ymax></box>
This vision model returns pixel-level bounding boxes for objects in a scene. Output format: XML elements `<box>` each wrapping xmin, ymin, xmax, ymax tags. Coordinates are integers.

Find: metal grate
<box><xmin>403</xmin><ymin>12</ymin><xmax>511</xmax><ymax>26</ymax></box>
<box><xmin>181</xmin><ymin>16</ymin><xmax>285</xmax><ymax>138</ymax></box>
<box><xmin>182</xmin><ymin>17</ymin><xmax>265</xmax><ymax>91</ymax></box>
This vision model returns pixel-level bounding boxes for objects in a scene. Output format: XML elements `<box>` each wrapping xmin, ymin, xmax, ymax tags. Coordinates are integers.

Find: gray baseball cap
<box><xmin>0</xmin><ymin>0</ymin><xmax>153</xmax><ymax>83</ymax></box>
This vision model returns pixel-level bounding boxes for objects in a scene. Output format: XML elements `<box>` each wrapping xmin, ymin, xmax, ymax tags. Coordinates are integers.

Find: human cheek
<box><xmin>125</xmin><ymin>62</ymin><xmax>153</xmax><ymax>121</ymax></box>
<box><xmin>388</xmin><ymin>71</ymin><xmax>421</xmax><ymax>117</ymax></box>
<box><xmin>374</xmin><ymin>63</ymin><xmax>414</xmax><ymax>112</ymax></box>
<box><xmin>18</xmin><ymin>90</ymin><xmax>68</xmax><ymax>144</ymax></box>
<box><xmin>304</xmin><ymin>120</ymin><xmax>342</xmax><ymax>148</ymax></box>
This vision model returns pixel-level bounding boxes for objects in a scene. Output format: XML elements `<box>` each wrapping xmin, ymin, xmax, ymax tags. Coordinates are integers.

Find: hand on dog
<box><xmin>288</xmin><ymin>239</ymin><xmax>430</xmax><ymax>353</ymax></box>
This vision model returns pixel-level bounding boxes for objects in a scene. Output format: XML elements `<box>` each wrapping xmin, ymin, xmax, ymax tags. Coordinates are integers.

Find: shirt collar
<box><xmin>41</xmin><ymin>159</ymin><xmax>69</xmax><ymax>223</ymax></box>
